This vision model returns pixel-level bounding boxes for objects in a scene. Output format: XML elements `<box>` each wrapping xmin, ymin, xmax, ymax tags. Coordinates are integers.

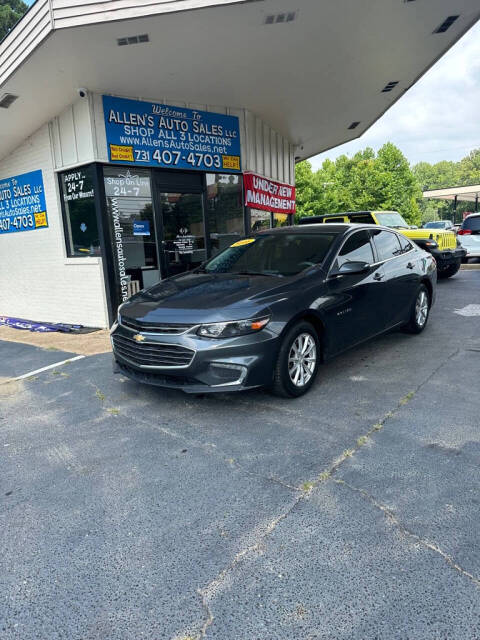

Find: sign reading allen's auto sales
<box><xmin>0</xmin><ymin>170</ymin><xmax>48</xmax><ymax>235</ymax></box>
<box><xmin>103</xmin><ymin>95</ymin><xmax>241</xmax><ymax>173</ymax></box>
<box><xmin>243</xmin><ymin>172</ymin><xmax>296</xmax><ymax>214</ymax></box>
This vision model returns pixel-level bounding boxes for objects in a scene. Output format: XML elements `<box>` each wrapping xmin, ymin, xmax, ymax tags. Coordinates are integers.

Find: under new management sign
<box><xmin>244</xmin><ymin>172</ymin><xmax>296</xmax><ymax>214</ymax></box>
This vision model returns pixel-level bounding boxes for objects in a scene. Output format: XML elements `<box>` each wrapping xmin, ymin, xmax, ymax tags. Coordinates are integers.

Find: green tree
<box><xmin>296</xmin><ymin>143</ymin><xmax>421</xmax><ymax>224</ymax></box>
<box><xmin>0</xmin><ymin>0</ymin><xmax>28</xmax><ymax>41</ymax></box>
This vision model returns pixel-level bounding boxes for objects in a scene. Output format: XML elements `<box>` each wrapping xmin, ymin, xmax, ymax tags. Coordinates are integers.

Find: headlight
<box><xmin>197</xmin><ymin>316</ymin><xmax>270</xmax><ymax>339</ymax></box>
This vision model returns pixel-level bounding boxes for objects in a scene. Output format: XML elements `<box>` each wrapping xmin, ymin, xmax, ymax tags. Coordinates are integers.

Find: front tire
<box><xmin>437</xmin><ymin>259</ymin><xmax>461</xmax><ymax>279</ymax></box>
<box><xmin>405</xmin><ymin>285</ymin><xmax>430</xmax><ymax>334</ymax></box>
<box><xmin>270</xmin><ymin>321</ymin><xmax>320</xmax><ymax>398</ymax></box>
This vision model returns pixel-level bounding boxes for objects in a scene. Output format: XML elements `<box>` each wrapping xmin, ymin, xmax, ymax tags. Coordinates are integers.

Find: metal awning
<box><xmin>423</xmin><ymin>185</ymin><xmax>480</xmax><ymax>212</ymax></box>
<box><xmin>1</xmin><ymin>0</ymin><xmax>480</xmax><ymax>164</ymax></box>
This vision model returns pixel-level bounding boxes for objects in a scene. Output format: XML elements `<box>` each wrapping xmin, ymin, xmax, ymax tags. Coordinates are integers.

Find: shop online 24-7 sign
<box><xmin>103</xmin><ymin>95</ymin><xmax>241</xmax><ymax>173</ymax></box>
<box><xmin>0</xmin><ymin>170</ymin><xmax>48</xmax><ymax>235</ymax></box>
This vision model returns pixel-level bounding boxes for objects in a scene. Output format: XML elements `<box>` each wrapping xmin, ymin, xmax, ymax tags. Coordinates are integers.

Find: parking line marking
<box><xmin>13</xmin><ymin>355</ymin><xmax>86</xmax><ymax>381</ymax></box>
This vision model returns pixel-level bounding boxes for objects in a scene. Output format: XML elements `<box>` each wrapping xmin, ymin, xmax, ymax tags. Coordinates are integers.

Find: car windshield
<box><xmin>202</xmin><ymin>232</ymin><xmax>338</xmax><ymax>277</ymax></box>
<box><xmin>375</xmin><ymin>212</ymin><xmax>410</xmax><ymax>229</ymax></box>
<box><xmin>425</xmin><ymin>221</ymin><xmax>447</xmax><ymax>228</ymax></box>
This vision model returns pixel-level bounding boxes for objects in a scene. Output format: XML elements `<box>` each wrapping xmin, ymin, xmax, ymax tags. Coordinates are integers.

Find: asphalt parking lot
<box><xmin>1</xmin><ymin>271</ymin><xmax>480</xmax><ymax>640</ymax></box>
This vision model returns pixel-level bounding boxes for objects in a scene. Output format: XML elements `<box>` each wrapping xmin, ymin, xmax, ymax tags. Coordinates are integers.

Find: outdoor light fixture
<box><xmin>0</xmin><ymin>93</ymin><xmax>19</xmax><ymax>109</ymax></box>
<box><xmin>117</xmin><ymin>34</ymin><xmax>150</xmax><ymax>46</ymax></box>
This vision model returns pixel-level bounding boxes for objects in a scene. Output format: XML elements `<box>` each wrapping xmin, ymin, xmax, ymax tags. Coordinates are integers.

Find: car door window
<box><xmin>372</xmin><ymin>230</ymin><xmax>403</xmax><ymax>261</ymax></box>
<box><xmin>334</xmin><ymin>230</ymin><xmax>374</xmax><ymax>269</ymax></box>
<box><xmin>398</xmin><ymin>234</ymin><xmax>413</xmax><ymax>253</ymax></box>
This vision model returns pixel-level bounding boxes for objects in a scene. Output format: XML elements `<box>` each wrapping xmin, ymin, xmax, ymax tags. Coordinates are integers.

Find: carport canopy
<box><xmin>423</xmin><ymin>185</ymin><xmax>480</xmax><ymax>211</ymax></box>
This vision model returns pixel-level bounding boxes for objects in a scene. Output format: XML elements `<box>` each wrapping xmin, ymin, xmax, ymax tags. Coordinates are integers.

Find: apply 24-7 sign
<box><xmin>103</xmin><ymin>95</ymin><xmax>241</xmax><ymax>173</ymax></box>
<box><xmin>0</xmin><ymin>170</ymin><xmax>48</xmax><ymax>235</ymax></box>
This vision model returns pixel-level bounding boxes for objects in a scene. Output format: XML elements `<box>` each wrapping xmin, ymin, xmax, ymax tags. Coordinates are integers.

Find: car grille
<box><xmin>112</xmin><ymin>334</ymin><xmax>195</xmax><ymax>368</ymax></box>
<box><xmin>120</xmin><ymin>316</ymin><xmax>194</xmax><ymax>334</ymax></box>
<box><xmin>432</xmin><ymin>232</ymin><xmax>456</xmax><ymax>250</ymax></box>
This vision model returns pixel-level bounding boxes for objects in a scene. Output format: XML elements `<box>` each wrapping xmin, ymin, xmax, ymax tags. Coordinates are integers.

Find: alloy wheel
<box><xmin>415</xmin><ymin>290</ymin><xmax>429</xmax><ymax>327</ymax></box>
<box><xmin>288</xmin><ymin>333</ymin><xmax>317</xmax><ymax>387</ymax></box>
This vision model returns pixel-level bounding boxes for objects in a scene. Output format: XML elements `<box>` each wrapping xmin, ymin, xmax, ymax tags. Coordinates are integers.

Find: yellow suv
<box><xmin>299</xmin><ymin>210</ymin><xmax>465</xmax><ymax>278</ymax></box>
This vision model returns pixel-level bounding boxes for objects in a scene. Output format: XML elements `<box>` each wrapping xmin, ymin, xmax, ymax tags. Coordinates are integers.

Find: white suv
<box><xmin>458</xmin><ymin>214</ymin><xmax>480</xmax><ymax>262</ymax></box>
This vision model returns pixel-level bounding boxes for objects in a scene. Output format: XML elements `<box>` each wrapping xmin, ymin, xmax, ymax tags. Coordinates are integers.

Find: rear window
<box><xmin>463</xmin><ymin>216</ymin><xmax>480</xmax><ymax>231</ymax></box>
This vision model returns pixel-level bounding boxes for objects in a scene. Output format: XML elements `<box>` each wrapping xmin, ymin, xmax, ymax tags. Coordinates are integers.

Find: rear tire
<box><xmin>270</xmin><ymin>321</ymin><xmax>320</xmax><ymax>398</ymax></box>
<box><xmin>437</xmin><ymin>259</ymin><xmax>461</xmax><ymax>279</ymax></box>
<box><xmin>405</xmin><ymin>285</ymin><xmax>430</xmax><ymax>334</ymax></box>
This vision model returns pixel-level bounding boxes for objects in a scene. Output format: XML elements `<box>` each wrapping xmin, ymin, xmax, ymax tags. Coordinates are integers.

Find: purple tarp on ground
<box><xmin>0</xmin><ymin>316</ymin><xmax>82</xmax><ymax>333</ymax></box>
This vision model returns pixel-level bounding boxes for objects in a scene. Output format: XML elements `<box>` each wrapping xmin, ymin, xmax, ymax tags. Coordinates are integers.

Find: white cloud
<box><xmin>310</xmin><ymin>22</ymin><xmax>480</xmax><ymax>169</ymax></box>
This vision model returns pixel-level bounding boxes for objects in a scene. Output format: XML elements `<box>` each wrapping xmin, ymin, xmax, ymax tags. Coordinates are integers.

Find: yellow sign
<box><xmin>34</xmin><ymin>212</ymin><xmax>48</xmax><ymax>228</ymax></box>
<box><xmin>222</xmin><ymin>155</ymin><xmax>241</xmax><ymax>170</ymax></box>
<box><xmin>231</xmin><ymin>238</ymin><xmax>255</xmax><ymax>247</ymax></box>
<box><xmin>110</xmin><ymin>144</ymin><xmax>134</xmax><ymax>162</ymax></box>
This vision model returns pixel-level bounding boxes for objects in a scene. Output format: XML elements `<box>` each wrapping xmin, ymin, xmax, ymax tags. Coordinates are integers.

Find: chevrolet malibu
<box><xmin>111</xmin><ymin>224</ymin><xmax>436</xmax><ymax>398</ymax></box>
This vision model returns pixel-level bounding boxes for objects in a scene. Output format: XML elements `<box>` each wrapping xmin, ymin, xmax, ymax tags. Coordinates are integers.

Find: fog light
<box><xmin>209</xmin><ymin>362</ymin><xmax>247</xmax><ymax>386</ymax></box>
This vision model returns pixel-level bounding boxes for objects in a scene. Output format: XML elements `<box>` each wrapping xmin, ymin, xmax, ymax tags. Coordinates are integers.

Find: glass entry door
<box><xmin>159</xmin><ymin>192</ymin><xmax>206</xmax><ymax>277</ymax></box>
<box><xmin>104</xmin><ymin>167</ymin><xmax>160</xmax><ymax>307</ymax></box>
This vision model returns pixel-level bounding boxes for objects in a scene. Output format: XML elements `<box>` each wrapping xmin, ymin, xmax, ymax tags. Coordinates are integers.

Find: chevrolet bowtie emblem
<box><xmin>134</xmin><ymin>334</ymin><xmax>145</xmax><ymax>343</ymax></box>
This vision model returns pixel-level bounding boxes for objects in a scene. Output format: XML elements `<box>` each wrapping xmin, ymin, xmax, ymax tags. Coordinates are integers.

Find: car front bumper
<box><xmin>431</xmin><ymin>246</ymin><xmax>466</xmax><ymax>267</ymax></box>
<box><xmin>111</xmin><ymin>322</ymin><xmax>280</xmax><ymax>393</ymax></box>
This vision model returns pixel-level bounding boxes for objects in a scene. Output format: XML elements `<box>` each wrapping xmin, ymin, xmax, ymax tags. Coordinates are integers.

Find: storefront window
<box><xmin>206</xmin><ymin>174</ymin><xmax>244</xmax><ymax>255</ymax></box>
<box><xmin>60</xmin><ymin>165</ymin><xmax>100</xmax><ymax>257</ymax></box>
<box><xmin>103</xmin><ymin>167</ymin><xmax>159</xmax><ymax>306</ymax></box>
<box><xmin>273</xmin><ymin>213</ymin><xmax>291</xmax><ymax>227</ymax></box>
<box><xmin>250</xmin><ymin>209</ymin><xmax>271</xmax><ymax>232</ymax></box>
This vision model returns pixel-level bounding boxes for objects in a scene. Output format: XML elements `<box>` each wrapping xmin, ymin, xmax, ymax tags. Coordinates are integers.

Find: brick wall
<box><xmin>0</xmin><ymin>125</ymin><xmax>109</xmax><ymax>328</ymax></box>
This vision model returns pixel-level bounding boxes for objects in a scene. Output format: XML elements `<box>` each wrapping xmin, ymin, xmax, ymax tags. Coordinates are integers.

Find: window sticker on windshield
<box><xmin>231</xmin><ymin>238</ymin><xmax>255</xmax><ymax>247</ymax></box>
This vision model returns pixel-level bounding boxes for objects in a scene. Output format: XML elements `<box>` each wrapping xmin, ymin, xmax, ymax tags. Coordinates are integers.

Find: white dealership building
<box><xmin>0</xmin><ymin>0</ymin><xmax>479</xmax><ymax>327</ymax></box>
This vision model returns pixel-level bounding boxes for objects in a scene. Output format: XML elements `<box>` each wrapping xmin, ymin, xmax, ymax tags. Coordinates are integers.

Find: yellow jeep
<box><xmin>299</xmin><ymin>210</ymin><xmax>466</xmax><ymax>278</ymax></box>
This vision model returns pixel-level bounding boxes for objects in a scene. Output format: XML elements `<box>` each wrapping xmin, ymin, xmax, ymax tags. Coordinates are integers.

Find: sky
<box><xmin>310</xmin><ymin>21</ymin><xmax>480</xmax><ymax>171</ymax></box>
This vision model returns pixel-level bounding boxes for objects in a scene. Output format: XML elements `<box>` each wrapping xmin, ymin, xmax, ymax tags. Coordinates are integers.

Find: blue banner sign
<box><xmin>0</xmin><ymin>170</ymin><xmax>48</xmax><ymax>235</ymax></box>
<box><xmin>103</xmin><ymin>95</ymin><xmax>241</xmax><ymax>173</ymax></box>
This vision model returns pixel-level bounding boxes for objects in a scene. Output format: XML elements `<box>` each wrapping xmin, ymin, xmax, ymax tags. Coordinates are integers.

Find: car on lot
<box><xmin>111</xmin><ymin>224</ymin><xmax>436</xmax><ymax>398</ymax></box>
<box><xmin>298</xmin><ymin>210</ymin><xmax>465</xmax><ymax>278</ymax></box>
<box><xmin>458</xmin><ymin>213</ymin><xmax>480</xmax><ymax>262</ymax></box>
<box><xmin>423</xmin><ymin>220</ymin><xmax>455</xmax><ymax>231</ymax></box>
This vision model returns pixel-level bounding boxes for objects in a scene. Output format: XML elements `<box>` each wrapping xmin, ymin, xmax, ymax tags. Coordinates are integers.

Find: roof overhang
<box><xmin>1</xmin><ymin>0</ymin><xmax>480</xmax><ymax>164</ymax></box>
<box><xmin>423</xmin><ymin>185</ymin><xmax>480</xmax><ymax>202</ymax></box>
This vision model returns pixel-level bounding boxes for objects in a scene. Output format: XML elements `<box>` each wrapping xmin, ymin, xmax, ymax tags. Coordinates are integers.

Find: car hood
<box><xmin>119</xmin><ymin>272</ymin><xmax>297</xmax><ymax>324</ymax></box>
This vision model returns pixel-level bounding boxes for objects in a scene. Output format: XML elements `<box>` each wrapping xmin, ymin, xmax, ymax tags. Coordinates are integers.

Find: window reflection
<box><xmin>206</xmin><ymin>174</ymin><xmax>244</xmax><ymax>255</ymax></box>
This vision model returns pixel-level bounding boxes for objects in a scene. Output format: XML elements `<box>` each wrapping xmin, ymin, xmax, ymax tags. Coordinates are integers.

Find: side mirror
<box><xmin>330</xmin><ymin>261</ymin><xmax>371</xmax><ymax>277</ymax></box>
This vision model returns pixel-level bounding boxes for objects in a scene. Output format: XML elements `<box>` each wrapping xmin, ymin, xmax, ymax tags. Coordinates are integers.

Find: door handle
<box><xmin>406</xmin><ymin>262</ymin><xmax>414</xmax><ymax>269</ymax></box>
<box><xmin>373</xmin><ymin>272</ymin><xmax>384</xmax><ymax>281</ymax></box>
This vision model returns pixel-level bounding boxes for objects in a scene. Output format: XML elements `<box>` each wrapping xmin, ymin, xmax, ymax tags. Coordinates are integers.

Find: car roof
<box><xmin>255</xmin><ymin>222</ymin><xmax>386</xmax><ymax>235</ymax></box>
<box><xmin>464</xmin><ymin>212</ymin><xmax>480</xmax><ymax>218</ymax></box>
